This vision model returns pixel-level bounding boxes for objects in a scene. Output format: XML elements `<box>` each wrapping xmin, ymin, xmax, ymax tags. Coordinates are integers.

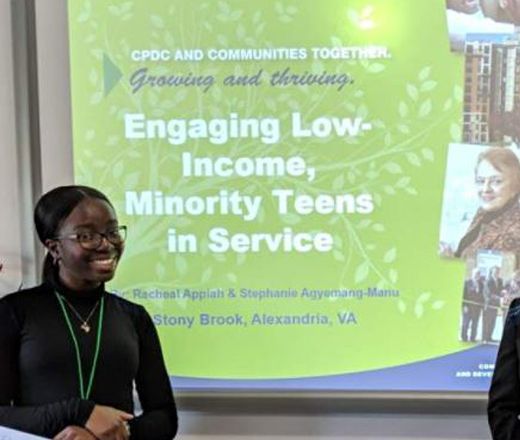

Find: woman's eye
<box><xmin>78</xmin><ymin>232</ymin><xmax>95</xmax><ymax>242</ymax></box>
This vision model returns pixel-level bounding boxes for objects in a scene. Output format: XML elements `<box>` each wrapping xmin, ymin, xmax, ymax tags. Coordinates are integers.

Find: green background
<box><xmin>68</xmin><ymin>0</ymin><xmax>467</xmax><ymax>379</ymax></box>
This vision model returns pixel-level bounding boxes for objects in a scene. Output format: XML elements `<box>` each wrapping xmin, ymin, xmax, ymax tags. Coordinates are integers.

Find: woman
<box><xmin>0</xmin><ymin>186</ymin><xmax>177</xmax><ymax>439</ymax></box>
<box><xmin>455</xmin><ymin>147</ymin><xmax>520</xmax><ymax>261</ymax></box>
<box><xmin>488</xmin><ymin>298</ymin><xmax>520</xmax><ymax>438</ymax></box>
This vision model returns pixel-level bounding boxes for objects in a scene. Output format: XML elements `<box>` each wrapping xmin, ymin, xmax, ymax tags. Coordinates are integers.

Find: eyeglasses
<box><xmin>54</xmin><ymin>226</ymin><xmax>127</xmax><ymax>250</ymax></box>
<box><xmin>475</xmin><ymin>176</ymin><xmax>504</xmax><ymax>189</ymax></box>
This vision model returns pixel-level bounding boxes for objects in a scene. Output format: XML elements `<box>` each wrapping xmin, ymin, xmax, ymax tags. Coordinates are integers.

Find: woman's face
<box><xmin>481</xmin><ymin>0</ymin><xmax>520</xmax><ymax>23</ymax></box>
<box><xmin>475</xmin><ymin>159</ymin><xmax>517</xmax><ymax>211</ymax></box>
<box><xmin>47</xmin><ymin>197</ymin><xmax>124</xmax><ymax>290</ymax></box>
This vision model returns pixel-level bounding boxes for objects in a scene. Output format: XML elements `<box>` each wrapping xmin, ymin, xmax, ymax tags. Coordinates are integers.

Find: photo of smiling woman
<box><xmin>455</xmin><ymin>147</ymin><xmax>520</xmax><ymax>261</ymax></box>
<box><xmin>0</xmin><ymin>186</ymin><xmax>177</xmax><ymax>439</ymax></box>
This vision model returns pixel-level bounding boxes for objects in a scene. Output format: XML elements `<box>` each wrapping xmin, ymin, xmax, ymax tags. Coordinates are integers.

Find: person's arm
<box><xmin>0</xmin><ymin>297</ymin><xmax>95</xmax><ymax>438</ymax></box>
<box><xmin>488</xmin><ymin>299</ymin><xmax>520</xmax><ymax>439</ymax></box>
<box><xmin>128</xmin><ymin>306</ymin><xmax>178</xmax><ymax>440</ymax></box>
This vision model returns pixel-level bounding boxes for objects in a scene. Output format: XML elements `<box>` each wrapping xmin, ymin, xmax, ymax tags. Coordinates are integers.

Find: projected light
<box><xmin>66</xmin><ymin>0</ymin><xmax>497</xmax><ymax>394</ymax></box>
<box><xmin>347</xmin><ymin>5</ymin><xmax>376</xmax><ymax>31</ymax></box>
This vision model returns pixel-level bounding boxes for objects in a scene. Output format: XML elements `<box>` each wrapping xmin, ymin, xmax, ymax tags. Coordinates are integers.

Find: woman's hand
<box><xmin>447</xmin><ymin>0</ymin><xmax>480</xmax><ymax>14</ymax></box>
<box><xmin>85</xmin><ymin>405</ymin><xmax>133</xmax><ymax>440</ymax></box>
<box><xmin>54</xmin><ymin>426</ymin><xmax>97</xmax><ymax>440</ymax></box>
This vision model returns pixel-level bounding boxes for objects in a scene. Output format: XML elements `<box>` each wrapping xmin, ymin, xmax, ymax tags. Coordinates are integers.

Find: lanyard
<box><xmin>55</xmin><ymin>292</ymin><xmax>105</xmax><ymax>399</ymax></box>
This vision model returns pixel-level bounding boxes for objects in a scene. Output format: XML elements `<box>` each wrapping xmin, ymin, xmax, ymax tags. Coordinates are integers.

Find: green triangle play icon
<box><xmin>103</xmin><ymin>53</ymin><xmax>123</xmax><ymax>97</ymax></box>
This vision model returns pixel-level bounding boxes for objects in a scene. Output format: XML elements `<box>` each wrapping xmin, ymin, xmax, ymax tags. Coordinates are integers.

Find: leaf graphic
<box><xmin>418</xmin><ymin>66</ymin><xmax>431</xmax><ymax>81</ymax></box>
<box><xmin>372</xmin><ymin>223</ymin><xmax>385</xmax><ymax>232</ymax></box>
<box><xmin>330</xmin><ymin>36</ymin><xmax>343</xmax><ymax>47</ymax></box>
<box><xmin>397</xmin><ymin>124</ymin><xmax>410</xmax><ymax>134</ymax></box>
<box><xmin>280</xmin><ymin>214</ymin><xmax>301</xmax><ymax>225</ymax></box>
<box><xmin>367</xmin><ymin>63</ymin><xmax>385</xmax><ymax>74</ymax></box>
<box><xmin>78</xmin><ymin>0</ymin><xmax>92</xmax><ymax>22</ymax></box>
<box><xmin>454</xmin><ymin>84</ymin><xmax>463</xmax><ymax>101</ymax></box>
<box><xmin>420</xmin><ymin>80</ymin><xmax>437</xmax><ymax>92</ymax></box>
<box><xmin>85</xmin><ymin>130</ymin><xmax>95</xmax><ymax>141</ymax></box>
<box><xmin>227</xmin><ymin>272</ymin><xmax>238</xmax><ymax>283</ymax></box>
<box><xmin>418</xmin><ymin>99</ymin><xmax>432</xmax><ymax>118</ymax></box>
<box><xmin>421</xmin><ymin>148</ymin><xmax>434</xmax><ymax>161</ymax></box>
<box><xmin>108</xmin><ymin>5</ymin><xmax>120</xmax><ymax>16</ymax></box>
<box><xmin>385</xmin><ymin>162</ymin><xmax>402</xmax><ymax>174</ymax></box>
<box><xmin>112</xmin><ymin>161</ymin><xmax>124</xmax><ymax>179</ymax></box>
<box><xmin>384</xmin><ymin>185</ymin><xmax>396</xmax><ymax>195</ymax></box>
<box><xmin>357</xmin><ymin>219</ymin><xmax>372</xmax><ymax>229</ymax></box>
<box><xmin>406</xmin><ymin>152</ymin><xmax>421</xmax><ymax>167</ymax></box>
<box><xmin>347</xmin><ymin>9</ymin><xmax>359</xmax><ymax>24</ymax></box>
<box><xmin>432</xmin><ymin>300</ymin><xmax>445</xmax><ymax>310</ymax></box>
<box><xmin>395</xmin><ymin>176</ymin><xmax>411</xmax><ymax>188</ymax></box>
<box><xmin>332</xmin><ymin>174</ymin><xmax>345</xmax><ymax>190</ymax></box>
<box><xmin>417</xmin><ymin>292</ymin><xmax>432</xmax><ymax>303</ymax></box>
<box><xmin>406</xmin><ymin>84</ymin><xmax>418</xmax><ymax>101</ymax></box>
<box><xmin>450</xmin><ymin>122</ymin><xmax>461</xmax><ymax>141</ymax></box>
<box><xmin>355</xmin><ymin>261</ymin><xmax>370</xmax><ymax>283</ymax></box>
<box><xmin>201</xmin><ymin>266</ymin><xmax>213</xmax><ymax>283</ymax></box>
<box><xmin>236</xmin><ymin>253</ymin><xmax>247</xmax><ymax>266</ymax></box>
<box><xmin>333</xmin><ymin>251</ymin><xmax>346</xmax><ymax>262</ymax></box>
<box><xmin>89</xmin><ymin>92</ymin><xmax>103</xmax><ymax>105</ymax></box>
<box><xmin>155</xmin><ymin>262</ymin><xmax>165</xmax><ymax>280</ymax></box>
<box><xmin>383</xmin><ymin>247</ymin><xmax>397</xmax><ymax>263</ymax></box>
<box><xmin>89</xmin><ymin>69</ymin><xmax>98</xmax><ymax>85</ymax></box>
<box><xmin>124</xmin><ymin>171</ymin><xmax>141</xmax><ymax>188</ymax></box>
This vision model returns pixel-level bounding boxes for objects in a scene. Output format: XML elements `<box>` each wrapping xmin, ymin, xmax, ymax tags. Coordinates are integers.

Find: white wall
<box><xmin>178</xmin><ymin>412</ymin><xmax>490</xmax><ymax>440</ymax></box>
<box><xmin>0</xmin><ymin>0</ymin><xmax>23</xmax><ymax>294</ymax></box>
<box><xmin>34</xmin><ymin>0</ymin><xmax>73</xmax><ymax>191</ymax></box>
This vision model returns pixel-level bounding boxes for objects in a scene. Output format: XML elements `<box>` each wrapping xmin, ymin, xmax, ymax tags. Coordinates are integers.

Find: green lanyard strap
<box><xmin>55</xmin><ymin>292</ymin><xmax>105</xmax><ymax>400</ymax></box>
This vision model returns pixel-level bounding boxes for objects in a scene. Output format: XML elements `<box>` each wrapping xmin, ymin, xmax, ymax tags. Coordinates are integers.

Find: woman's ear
<box><xmin>44</xmin><ymin>239</ymin><xmax>61</xmax><ymax>264</ymax></box>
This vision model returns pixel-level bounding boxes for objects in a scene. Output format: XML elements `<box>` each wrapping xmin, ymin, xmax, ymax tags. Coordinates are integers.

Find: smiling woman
<box><xmin>455</xmin><ymin>147</ymin><xmax>520</xmax><ymax>261</ymax></box>
<box><xmin>0</xmin><ymin>185</ymin><xmax>178</xmax><ymax>440</ymax></box>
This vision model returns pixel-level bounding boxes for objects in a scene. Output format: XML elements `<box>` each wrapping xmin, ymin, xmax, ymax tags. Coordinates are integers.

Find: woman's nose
<box><xmin>482</xmin><ymin>178</ymin><xmax>493</xmax><ymax>191</ymax></box>
<box><xmin>97</xmin><ymin>234</ymin><xmax>114</xmax><ymax>250</ymax></box>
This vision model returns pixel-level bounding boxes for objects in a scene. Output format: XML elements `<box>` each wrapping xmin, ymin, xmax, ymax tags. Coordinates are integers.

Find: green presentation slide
<box><xmin>68</xmin><ymin>0</ymin><xmax>517</xmax><ymax>391</ymax></box>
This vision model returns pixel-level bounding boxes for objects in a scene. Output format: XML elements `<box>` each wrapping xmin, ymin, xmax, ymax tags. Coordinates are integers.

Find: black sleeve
<box><xmin>0</xmin><ymin>297</ymin><xmax>95</xmax><ymax>438</ymax></box>
<box><xmin>129</xmin><ymin>307</ymin><xmax>178</xmax><ymax>440</ymax></box>
<box><xmin>488</xmin><ymin>299</ymin><xmax>520</xmax><ymax>440</ymax></box>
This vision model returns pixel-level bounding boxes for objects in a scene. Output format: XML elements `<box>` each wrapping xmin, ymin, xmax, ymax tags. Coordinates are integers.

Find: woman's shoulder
<box><xmin>0</xmin><ymin>283</ymin><xmax>51</xmax><ymax>305</ymax></box>
<box><xmin>509</xmin><ymin>297</ymin><xmax>520</xmax><ymax>309</ymax></box>
<box><xmin>506</xmin><ymin>298</ymin><xmax>520</xmax><ymax>323</ymax></box>
<box><xmin>507</xmin><ymin>199</ymin><xmax>520</xmax><ymax>216</ymax></box>
<box><xmin>105</xmin><ymin>293</ymin><xmax>155</xmax><ymax>333</ymax></box>
<box><xmin>106</xmin><ymin>292</ymin><xmax>148</xmax><ymax>315</ymax></box>
<box><xmin>0</xmin><ymin>284</ymin><xmax>53</xmax><ymax>327</ymax></box>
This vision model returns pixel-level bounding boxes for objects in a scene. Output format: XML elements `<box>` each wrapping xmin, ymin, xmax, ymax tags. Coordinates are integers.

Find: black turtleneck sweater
<box><xmin>0</xmin><ymin>280</ymin><xmax>177</xmax><ymax>439</ymax></box>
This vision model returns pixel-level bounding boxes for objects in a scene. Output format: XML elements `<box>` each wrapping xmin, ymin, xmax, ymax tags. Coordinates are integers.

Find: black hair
<box><xmin>34</xmin><ymin>185</ymin><xmax>113</xmax><ymax>282</ymax></box>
